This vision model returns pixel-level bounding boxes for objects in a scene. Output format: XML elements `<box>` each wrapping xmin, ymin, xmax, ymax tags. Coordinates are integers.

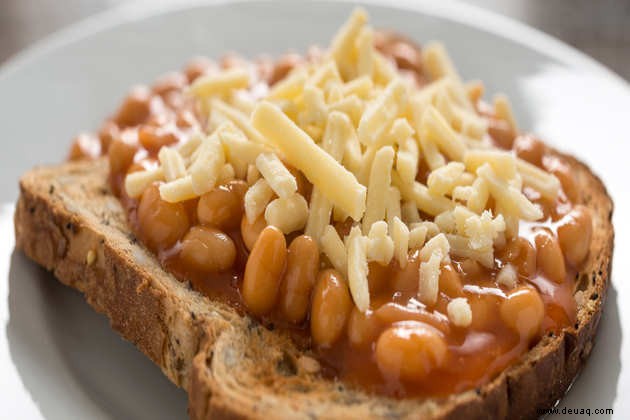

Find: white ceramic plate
<box><xmin>1</xmin><ymin>1</ymin><xmax>629</xmax><ymax>418</ymax></box>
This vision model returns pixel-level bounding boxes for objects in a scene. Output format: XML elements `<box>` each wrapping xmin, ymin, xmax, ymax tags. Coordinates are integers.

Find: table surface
<box><xmin>1</xmin><ymin>0</ymin><xmax>629</xmax><ymax>81</ymax></box>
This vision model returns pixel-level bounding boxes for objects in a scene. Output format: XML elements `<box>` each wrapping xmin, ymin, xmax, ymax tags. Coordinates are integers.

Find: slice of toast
<box><xmin>14</xmin><ymin>152</ymin><xmax>613</xmax><ymax>419</ymax></box>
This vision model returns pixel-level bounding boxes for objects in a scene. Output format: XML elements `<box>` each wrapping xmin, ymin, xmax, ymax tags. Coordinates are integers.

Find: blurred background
<box><xmin>1</xmin><ymin>0</ymin><xmax>629</xmax><ymax>81</ymax></box>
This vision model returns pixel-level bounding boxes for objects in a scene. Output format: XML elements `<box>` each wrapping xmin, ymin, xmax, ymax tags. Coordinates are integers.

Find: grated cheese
<box><xmin>329</xmin><ymin>8</ymin><xmax>368</xmax><ymax>80</ymax></box>
<box><xmin>477</xmin><ymin>164</ymin><xmax>543</xmax><ymax>221</ymax></box>
<box><xmin>390</xmin><ymin>217</ymin><xmax>410</xmax><ymax>268</ymax></box>
<box><xmin>298</xmin><ymin>84</ymin><xmax>328</xmax><ymax>128</ymax></box>
<box><xmin>396</xmin><ymin>138</ymin><xmax>420</xmax><ymax>186</ymax></box>
<box><xmin>419</xmin><ymin>233</ymin><xmax>451</xmax><ymax>263</ymax></box>
<box><xmin>497</xmin><ymin>263</ymin><xmax>518</xmax><ymax>289</ymax></box>
<box><xmin>252</xmin><ymin>101</ymin><xmax>367</xmax><ymax>221</ymax></box>
<box><xmin>142</xmin><ymin>8</ymin><xmax>568</xmax><ymax>299</ymax></box>
<box><xmin>385</xmin><ymin>186</ymin><xmax>402</xmax><ymax>225</ymax></box>
<box><xmin>366</xmin><ymin>221</ymin><xmax>394</xmax><ymax>265</ymax></box>
<box><xmin>355</xmin><ymin>26</ymin><xmax>374</xmax><ymax>78</ymax></box>
<box><xmin>255</xmin><ymin>152</ymin><xmax>298</xmax><ymax>199</ymax></box>
<box><xmin>159</xmin><ymin>176</ymin><xmax>197</xmax><ymax>203</ymax></box>
<box><xmin>329</xmin><ymin>94</ymin><xmax>364</xmax><ymax>125</ymax></box>
<box><xmin>493</xmin><ymin>94</ymin><xmax>518</xmax><ymax>132</ymax></box>
<box><xmin>219</xmin><ymin>128</ymin><xmax>270</xmax><ymax>178</ymax></box>
<box><xmin>211</xmin><ymin>99</ymin><xmax>267</xmax><ymax>144</ymax></box>
<box><xmin>264</xmin><ymin>193</ymin><xmax>309</xmax><ymax>234</ymax></box>
<box><xmin>244</xmin><ymin>178</ymin><xmax>274</xmax><ymax>223</ymax></box>
<box><xmin>358</xmin><ymin>79</ymin><xmax>408</xmax><ymax>146</ymax></box>
<box><xmin>218</xmin><ymin>163</ymin><xmax>236</xmax><ymax>184</ymax></box>
<box><xmin>418</xmin><ymin>252</ymin><xmax>441</xmax><ymax>306</ymax></box>
<box><xmin>362</xmin><ymin>146</ymin><xmax>395</xmax><ymax>232</ymax></box>
<box><xmin>158</xmin><ymin>147</ymin><xmax>186</xmax><ymax>182</ymax></box>
<box><xmin>267</xmin><ymin>68</ymin><xmax>308</xmax><ymax>100</ymax></box>
<box><xmin>427</xmin><ymin>161</ymin><xmax>466</xmax><ymax>196</ymax></box>
<box><xmin>446</xmin><ymin>234</ymin><xmax>494</xmax><ymax>268</ymax></box>
<box><xmin>346</xmin><ymin>226</ymin><xmax>370</xmax><ymax>312</ymax></box>
<box><xmin>320</xmin><ymin>225</ymin><xmax>348</xmax><ymax>275</ymax></box>
<box><xmin>516</xmin><ymin>158</ymin><xmax>560</xmax><ymax>200</ymax></box>
<box><xmin>401</xmin><ymin>200</ymin><xmax>421</xmax><ymax>224</ymax></box>
<box><xmin>421</xmin><ymin>105</ymin><xmax>467</xmax><ymax>162</ymax></box>
<box><xmin>188</xmin><ymin>68</ymin><xmax>250</xmax><ymax>98</ymax></box>
<box><xmin>409</xmin><ymin>224</ymin><xmax>429</xmax><ymax>249</ymax></box>
<box><xmin>188</xmin><ymin>133</ymin><xmax>225</xmax><ymax>195</ymax></box>
<box><xmin>246</xmin><ymin>164</ymin><xmax>261</xmax><ymax>185</ymax></box>
<box><xmin>125</xmin><ymin>168</ymin><xmax>164</xmax><ymax>198</ymax></box>
<box><xmin>393</xmin><ymin>173</ymin><xmax>454</xmax><ymax>216</ymax></box>
<box><xmin>341</xmin><ymin>75</ymin><xmax>373</xmax><ymax>98</ymax></box>
<box><xmin>447</xmin><ymin>297</ymin><xmax>472</xmax><ymax>327</ymax></box>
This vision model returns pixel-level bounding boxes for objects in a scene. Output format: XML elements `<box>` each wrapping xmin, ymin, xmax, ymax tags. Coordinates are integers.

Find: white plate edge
<box><xmin>0</xmin><ymin>0</ymin><xmax>629</xmax><ymax>95</ymax></box>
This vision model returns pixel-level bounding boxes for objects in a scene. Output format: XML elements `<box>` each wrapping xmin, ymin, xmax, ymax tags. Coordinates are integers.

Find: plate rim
<box><xmin>0</xmin><ymin>0</ymin><xmax>629</xmax><ymax>94</ymax></box>
<box><xmin>0</xmin><ymin>0</ymin><xmax>626</xmax><ymax>417</ymax></box>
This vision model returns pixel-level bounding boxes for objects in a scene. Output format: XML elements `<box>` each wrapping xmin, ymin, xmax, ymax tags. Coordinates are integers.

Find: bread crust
<box><xmin>14</xmin><ymin>153</ymin><xmax>613</xmax><ymax>419</ymax></box>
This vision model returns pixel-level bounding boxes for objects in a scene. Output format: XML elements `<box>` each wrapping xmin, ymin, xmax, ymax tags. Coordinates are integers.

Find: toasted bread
<box><xmin>14</xmin><ymin>148</ymin><xmax>613</xmax><ymax>419</ymax></box>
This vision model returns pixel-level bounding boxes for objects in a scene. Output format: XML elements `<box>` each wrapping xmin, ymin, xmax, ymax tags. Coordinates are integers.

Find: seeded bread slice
<box><xmin>14</xmin><ymin>153</ymin><xmax>613</xmax><ymax>419</ymax></box>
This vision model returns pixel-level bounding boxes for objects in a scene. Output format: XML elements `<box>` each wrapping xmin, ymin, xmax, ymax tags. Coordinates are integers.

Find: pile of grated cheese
<box><xmin>125</xmin><ymin>8</ymin><xmax>560</xmax><ymax>319</ymax></box>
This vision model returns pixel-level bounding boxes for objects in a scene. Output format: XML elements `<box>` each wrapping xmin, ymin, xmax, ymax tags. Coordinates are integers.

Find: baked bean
<box><xmin>286</xmin><ymin>165</ymin><xmax>312</xmax><ymax>200</ymax></box>
<box><xmin>466</xmin><ymin>81</ymin><xmax>484</xmax><ymax>105</ymax></box>
<box><xmin>546</xmin><ymin>157</ymin><xmax>578</xmax><ymax>202</ymax></box>
<box><xmin>500</xmin><ymin>285</ymin><xmax>544</xmax><ymax>341</ymax></box>
<box><xmin>241</xmin><ymin>214</ymin><xmax>268</xmax><ymax>251</ymax></box>
<box><xmin>334</xmin><ymin>218</ymin><xmax>354</xmax><ymax>238</ymax></box>
<box><xmin>278</xmin><ymin>235</ymin><xmax>319</xmax><ymax>323</ymax></box>
<box><xmin>145</xmin><ymin>108</ymin><xmax>171</xmax><ymax>128</ymax></box>
<box><xmin>126</xmin><ymin>163</ymin><xmax>145</xmax><ymax>174</ymax></box>
<box><xmin>162</xmin><ymin>91</ymin><xmax>184</xmax><ymax>110</ymax></box>
<box><xmin>534</xmin><ymin>230</ymin><xmax>566</xmax><ymax>283</ymax></box>
<box><xmin>197</xmin><ymin>181</ymin><xmax>247</xmax><ymax>230</ymax></box>
<box><xmin>242</xmin><ymin>226</ymin><xmax>287</xmax><ymax>316</ymax></box>
<box><xmin>375</xmin><ymin>322</ymin><xmax>447</xmax><ymax>382</ymax></box>
<box><xmin>534</xmin><ymin>196</ymin><xmax>554</xmax><ymax>221</ymax></box>
<box><xmin>176</xmin><ymin>110</ymin><xmax>198</xmax><ymax>129</ymax></box>
<box><xmin>391</xmin><ymin>42</ymin><xmax>423</xmax><ymax>76</ymax></box>
<box><xmin>152</xmin><ymin>72</ymin><xmax>187</xmax><ymax>96</ymax></box>
<box><xmin>115</xmin><ymin>86</ymin><xmax>152</xmax><ymax>127</ymax></box>
<box><xmin>182</xmin><ymin>197</ymin><xmax>200</xmax><ymax>226</ymax></box>
<box><xmin>368</xmin><ymin>261</ymin><xmax>390</xmax><ymax>295</ymax></box>
<box><xmin>227</xmin><ymin>179</ymin><xmax>248</xmax><ymax>201</ymax></box>
<box><xmin>374</xmin><ymin>303</ymin><xmax>450</xmax><ymax>335</ymax></box>
<box><xmin>488</xmin><ymin>118</ymin><xmax>515</xmax><ymax>149</ymax></box>
<box><xmin>269</xmin><ymin>54</ymin><xmax>303</xmax><ymax>86</ymax></box>
<box><xmin>108</xmin><ymin>137</ymin><xmax>137</xmax><ymax>176</ymax></box>
<box><xmin>221</xmin><ymin>53</ymin><xmax>247</xmax><ymax>70</ymax></box>
<box><xmin>180</xmin><ymin>226</ymin><xmax>236</xmax><ymax>273</ymax></box>
<box><xmin>513</xmin><ymin>135</ymin><xmax>546</xmax><ymax>167</ymax></box>
<box><xmin>458</xmin><ymin>258</ymin><xmax>484</xmax><ymax>279</ymax></box>
<box><xmin>137</xmin><ymin>184</ymin><xmax>190</xmax><ymax>250</ymax></box>
<box><xmin>184</xmin><ymin>57</ymin><xmax>215</xmax><ymax>82</ymax></box>
<box><xmin>439</xmin><ymin>264</ymin><xmax>463</xmax><ymax>297</ymax></box>
<box><xmin>347</xmin><ymin>307</ymin><xmax>381</xmax><ymax>348</ymax></box>
<box><xmin>557</xmin><ymin>205</ymin><xmax>593</xmax><ymax>267</ymax></box>
<box><xmin>468</xmin><ymin>294</ymin><xmax>502</xmax><ymax>331</ymax></box>
<box><xmin>374</xmin><ymin>31</ymin><xmax>423</xmax><ymax>75</ymax></box>
<box><xmin>255</xmin><ymin>57</ymin><xmax>274</xmax><ymax>85</ymax></box>
<box><xmin>138</xmin><ymin>125</ymin><xmax>178</xmax><ymax>153</ymax></box>
<box><xmin>497</xmin><ymin>237</ymin><xmax>537</xmax><ymax>278</ymax></box>
<box><xmin>476</xmin><ymin>100</ymin><xmax>493</xmax><ymax>118</ymax></box>
<box><xmin>68</xmin><ymin>133</ymin><xmax>100</xmax><ymax>160</ymax></box>
<box><xmin>391</xmin><ymin>253</ymin><xmax>421</xmax><ymax>293</ymax></box>
<box><xmin>98</xmin><ymin>120</ymin><xmax>119</xmax><ymax>152</ymax></box>
<box><xmin>310</xmin><ymin>269</ymin><xmax>353</xmax><ymax>347</ymax></box>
